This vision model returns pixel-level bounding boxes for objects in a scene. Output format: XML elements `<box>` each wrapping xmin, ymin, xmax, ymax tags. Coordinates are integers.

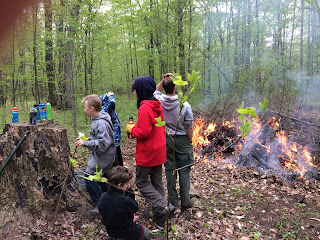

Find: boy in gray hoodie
<box><xmin>75</xmin><ymin>94</ymin><xmax>116</xmax><ymax>215</ymax></box>
<box><xmin>154</xmin><ymin>74</ymin><xmax>194</xmax><ymax>211</ymax></box>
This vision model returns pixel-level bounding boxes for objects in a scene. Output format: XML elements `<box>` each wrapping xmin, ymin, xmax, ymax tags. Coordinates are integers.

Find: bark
<box><xmin>0</xmin><ymin>122</ymin><xmax>84</xmax><ymax>227</ymax></box>
<box><xmin>45</xmin><ymin>0</ymin><xmax>57</xmax><ymax>107</ymax></box>
<box><xmin>12</xmin><ymin>25</ymin><xmax>16</xmax><ymax>106</ymax></box>
<box><xmin>300</xmin><ymin>0</ymin><xmax>304</xmax><ymax>70</ymax></box>
<box><xmin>33</xmin><ymin>1</ymin><xmax>40</xmax><ymax>104</ymax></box>
<box><xmin>177</xmin><ymin>0</ymin><xmax>185</xmax><ymax>82</ymax></box>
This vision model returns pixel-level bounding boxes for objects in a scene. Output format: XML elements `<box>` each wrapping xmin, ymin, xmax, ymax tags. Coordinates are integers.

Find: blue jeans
<box><xmin>84</xmin><ymin>173</ymin><xmax>109</xmax><ymax>206</ymax></box>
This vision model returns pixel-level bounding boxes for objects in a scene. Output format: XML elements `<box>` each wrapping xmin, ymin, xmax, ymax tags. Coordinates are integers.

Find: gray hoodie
<box><xmin>84</xmin><ymin>112</ymin><xmax>116</xmax><ymax>174</ymax></box>
<box><xmin>154</xmin><ymin>90</ymin><xmax>193</xmax><ymax>135</ymax></box>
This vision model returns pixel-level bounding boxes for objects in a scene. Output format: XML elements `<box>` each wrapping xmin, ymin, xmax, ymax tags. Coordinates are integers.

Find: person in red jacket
<box><xmin>126</xmin><ymin>76</ymin><xmax>175</xmax><ymax>228</ymax></box>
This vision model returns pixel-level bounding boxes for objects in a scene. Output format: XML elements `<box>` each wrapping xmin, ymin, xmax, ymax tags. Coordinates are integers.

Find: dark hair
<box><xmin>163</xmin><ymin>77</ymin><xmax>175</xmax><ymax>94</ymax></box>
<box><xmin>131</xmin><ymin>80</ymin><xmax>136</xmax><ymax>92</ymax></box>
<box><xmin>107</xmin><ymin>166</ymin><xmax>133</xmax><ymax>186</ymax></box>
<box><xmin>81</xmin><ymin>94</ymin><xmax>102</xmax><ymax>112</ymax></box>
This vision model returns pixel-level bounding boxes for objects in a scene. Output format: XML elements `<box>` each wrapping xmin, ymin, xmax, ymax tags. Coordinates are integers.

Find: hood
<box><xmin>92</xmin><ymin>112</ymin><xmax>112</xmax><ymax>126</ymax></box>
<box><xmin>135</xmin><ymin>76</ymin><xmax>156</xmax><ymax>108</ymax></box>
<box><xmin>141</xmin><ymin>100</ymin><xmax>163</xmax><ymax>116</ymax></box>
<box><xmin>160</xmin><ymin>94</ymin><xmax>179</xmax><ymax>111</ymax></box>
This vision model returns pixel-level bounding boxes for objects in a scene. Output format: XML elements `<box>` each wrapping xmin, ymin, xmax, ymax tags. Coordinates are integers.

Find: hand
<box><xmin>107</xmin><ymin>92</ymin><xmax>114</xmax><ymax>97</ymax></box>
<box><xmin>125</xmin><ymin>123</ymin><xmax>135</xmax><ymax>133</ymax></box>
<box><xmin>163</xmin><ymin>72</ymin><xmax>173</xmax><ymax>78</ymax></box>
<box><xmin>75</xmin><ymin>138</ymin><xmax>85</xmax><ymax>147</ymax></box>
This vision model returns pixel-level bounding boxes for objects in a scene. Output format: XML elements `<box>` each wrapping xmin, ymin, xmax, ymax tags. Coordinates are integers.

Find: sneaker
<box><xmin>181</xmin><ymin>200</ymin><xmax>194</xmax><ymax>211</ymax></box>
<box><xmin>90</xmin><ymin>207</ymin><xmax>100</xmax><ymax>215</ymax></box>
<box><xmin>152</xmin><ymin>214</ymin><xmax>165</xmax><ymax>228</ymax></box>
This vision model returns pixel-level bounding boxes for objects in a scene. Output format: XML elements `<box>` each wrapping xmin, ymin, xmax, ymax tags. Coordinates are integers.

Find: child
<box><xmin>98</xmin><ymin>166</ymin><xmax>150</xmax><ymax>240</ymax></box>
<box><xmin>75</xmin><ymin>94</ymin><xmax>116</xmax><ymax>215</ymax></box>
<box><xmin>126</xmin><ymin>76</ymin><xmax>175</xmax><ymax>228</ymax></box>
<box><xmin>100</xmin><ymin>92</ymin><xmax>123</xmax><ymax>166</ymax></box>
<box><xmin>154</xmin><ymin>74</ymin><xmax>194</xmax><ymax>210</ymax></box>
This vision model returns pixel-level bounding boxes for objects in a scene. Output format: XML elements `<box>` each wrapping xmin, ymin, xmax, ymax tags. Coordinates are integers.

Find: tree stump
<box><xmin>0</xmin><ymin>121</ymin><xmax>86</xmax><ymax>228</ymax></box>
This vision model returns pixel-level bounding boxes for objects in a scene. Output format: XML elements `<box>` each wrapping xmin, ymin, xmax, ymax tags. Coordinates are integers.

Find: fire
<box><xmin>192</xmin><ymin>116</ymin><xmax>318</xmax><ymax>179</ymax></box>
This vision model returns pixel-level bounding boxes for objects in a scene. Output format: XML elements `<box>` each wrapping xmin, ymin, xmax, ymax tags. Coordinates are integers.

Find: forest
<box><xmin>0</xmin><ymin>0</ymin><xmax>320</xmax><ymax>239</ymax></box>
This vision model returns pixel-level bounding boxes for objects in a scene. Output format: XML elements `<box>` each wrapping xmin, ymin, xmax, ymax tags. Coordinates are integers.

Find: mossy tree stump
<box><xmin>0</xmin><ymin>121</ymin><xmax>85</xmax><ymax>227</ymax></box>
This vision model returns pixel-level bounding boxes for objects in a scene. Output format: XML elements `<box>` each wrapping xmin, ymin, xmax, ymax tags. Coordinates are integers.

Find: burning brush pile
<box><xmin>192</xmin><ymin>114</ymin><xmax>320</xmax><ymax>181</ymax></box>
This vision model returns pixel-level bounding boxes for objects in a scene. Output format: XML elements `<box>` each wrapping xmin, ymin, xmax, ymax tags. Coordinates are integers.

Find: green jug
<box><xmin>46</xmin><ymin>102</ymin><xmax>52</xmax><ymax>120</ymax></box>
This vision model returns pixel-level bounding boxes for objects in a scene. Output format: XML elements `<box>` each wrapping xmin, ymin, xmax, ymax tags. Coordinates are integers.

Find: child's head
<box><xmin>162</xmin><ymin>77</ymin><xmax>176</xmax><ymax>94</ymax></box>
<box><xmin>81</xmin><ymin>94</ymin><xmax>102</xmax><ymax>116</ymax></box>
<box><xmin>108</xmin><ymin>166</ymin><xmax>133</xmax><ymax>189</ymax></box>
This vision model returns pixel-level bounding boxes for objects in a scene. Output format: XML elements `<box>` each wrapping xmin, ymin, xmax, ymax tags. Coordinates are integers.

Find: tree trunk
<box><xmin>0</xmin><ymin>121</ymin><xmax>85</xmax><ymax>228</ymax></box>
<box><xmin>12</xmin><ymin>25</ymin><xmax>16</xmax><ymax>106</ymax></box>
<box><xmin>177</xmin><ymin>0</ymin><xmax>185</xmax><ymax>82</ymax></box>
<box><xmin>300</xmin><ymin>0</ymin><xmax>304</xmax><ymax>70</ymax></box>
<box><xmin>45</xmin><ymin>0</ymin><xmax>57</xmax><ymax>107</ymax></box>
<box><xmin>33</xmin><ymin>1</ymin><xmax>40</xmax><ymax>104</ymax></box>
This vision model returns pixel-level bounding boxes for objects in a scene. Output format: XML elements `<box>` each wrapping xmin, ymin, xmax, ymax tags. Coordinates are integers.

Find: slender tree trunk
<box><xmin>300</xmin><ymin>0</ymin><xmax>304</xmax><ymax>70</ymax></box>
<box><xmin>12</xmin><ymin>25</ymin><xmax>16</xmax><ymax>106</ymax></box>
<box><xmin>177</xmin><ymin>0</ymin><xmax>185</xmax><ymax>81</ymax></box>
<box><xmin>65</xmin><ymin>0</ymin><xmax>81</xmax><ymax>135</ymax></box>
<box><xmin>44</xmin><ymin>0</ymin><xmax>57</xmax><ymax>107</ymax></box>
<box><xmin>56</xmin><ymin>0</ymin><xmax>66</xmax><ymax>109</ymax></box>
<box><xmin>289</xmin><ymin>0</ymin><xmax>297</xmax><ymax>63</ymax></box>
<box><xmin>33</xmin><ymin>1</ymin><xmax>40</xmax><ymax>104</ymax></box>
<box><xmin>187</xmin><ymin>0</ymin><xmax>193</xmax><ymax>73</ymax></box>
<box><xmin>84</xmin><ymin>30</ymin><xmax>88</xmax><ymax>96</ymax></box>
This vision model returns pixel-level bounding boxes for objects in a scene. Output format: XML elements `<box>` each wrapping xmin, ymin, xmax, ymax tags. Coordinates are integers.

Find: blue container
<box><xmin>39</xmin><ymin>102</ymin><xmax>47</xmax><ymax>120</ymax></box>
<box><xmin>34</xmin><ymin>104</ymin><xmax>41</xmax><ymax>121</ymax></box>
<box><xmin>12</xmin><ymin>107</ymin><xmax>19</xmax><ymax>123</ymax></box>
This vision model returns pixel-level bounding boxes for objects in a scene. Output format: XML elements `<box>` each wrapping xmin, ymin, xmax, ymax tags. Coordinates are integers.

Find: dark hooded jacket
<box><xmin>98</xmin><ymin>187</ymin><xmax>144</xmax><ymax>240</ymax></box>
<box><xmin>131</xmin><ymin>76</ymin><xmax>166</xmax><ymax>167</ymax></box>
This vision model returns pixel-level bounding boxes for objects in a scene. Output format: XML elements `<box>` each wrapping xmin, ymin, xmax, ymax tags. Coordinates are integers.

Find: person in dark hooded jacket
<box><xmin>126</xmin><ymin>76</ymin><xmax>175</xmax><ymax>228</ymax></box>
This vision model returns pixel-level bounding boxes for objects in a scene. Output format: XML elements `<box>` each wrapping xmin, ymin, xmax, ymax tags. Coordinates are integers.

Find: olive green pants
<box><xmin>165</xmin><ymin>135</ymin><xmax>194</xmax><ymax>208</ymax></box>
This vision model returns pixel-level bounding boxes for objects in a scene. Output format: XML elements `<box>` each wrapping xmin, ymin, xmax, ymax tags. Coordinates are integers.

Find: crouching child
<box><xmin>98</xmin><ymin>166</ymin><xmax>150</xmax><ymax>240</ymax></box>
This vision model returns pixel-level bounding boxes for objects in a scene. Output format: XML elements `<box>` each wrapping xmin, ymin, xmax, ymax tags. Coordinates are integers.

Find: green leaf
<box><xmin>173</xmin><ymin>76</ymin><xmax>188</xmax><ymax>86</ymax></box>
<box><xmin>187</xmin><ymin>70</ymin><xmax>201</xmax><ymax>84</ymax></box>
<box><xmin>155</xmin><ymin>116</ymin><xmax>166</xmax><ymax>127</ymax></box>
<box><xmin>240</xmin><ymin>120</ymin><xmax>252</xmax><ymax>137</ymax></box>
<box><xmin>237</xmin><ymin>109</ymin><xmax>251</xmax><ymax>114</ymax></box>
<box><xmin>238</xmin><ymin>114</ymin><xmax>244</xmax><ymax>123</ymax></box>
<box><xmin>237</xmin><ymin>108</ymin><xmax>258</xmax><ymax>118</ymax></box>
<box><xmin>69</xmin><ymin>156</ymin><xmax>78</xmax><ymax>167</ymax></box>
<box><xmin>253</xmin><ymin>232</ymin><xmax>260</xmax><ymax>239</ymax></box>
<box><xmin>240</xmin><ymin>101</ymin><xmax>244</xmax><ymax>109</ymax></box>
<box><xmin>171</xmin><ymin>225</ymin><xmax>177</xmax><ymax>231</ymax></box>
<box><xmin>259</xmin><ymin>98</ymin><xmax>269</xmax><ymax>112</ymax></box>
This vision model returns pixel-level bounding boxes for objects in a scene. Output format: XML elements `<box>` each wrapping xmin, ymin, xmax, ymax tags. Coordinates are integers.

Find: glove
<box><xmin>125</xmin><ymin>123</ymin><xmax>135</xmax><ymax>133</ymax></box>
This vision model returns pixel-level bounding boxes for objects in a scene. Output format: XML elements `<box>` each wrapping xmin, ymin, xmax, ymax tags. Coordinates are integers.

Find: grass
<box><xmin>0</xmin><ymin>94</ymin><xmax>138</xmax><ymax>151</ymax></box>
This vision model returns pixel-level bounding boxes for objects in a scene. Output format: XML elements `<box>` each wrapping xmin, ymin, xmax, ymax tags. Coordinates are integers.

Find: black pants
<box><xmin>113</xmin><ymin>146</ymin><xmax>123</xmax><ymax>166</ymax></box>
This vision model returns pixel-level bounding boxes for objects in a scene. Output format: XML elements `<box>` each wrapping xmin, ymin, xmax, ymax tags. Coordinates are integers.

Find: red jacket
<box><xmin>131</xmin><ymin>100</ymin><xmax>166</xmax><ymax>167</ymax></box>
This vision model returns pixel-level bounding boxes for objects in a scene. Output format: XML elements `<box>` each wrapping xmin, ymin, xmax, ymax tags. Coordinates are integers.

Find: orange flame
<box><xmin>191</xmin><ymin>116</ymin><xmax>317</xmax><ymax>179</ymax></box>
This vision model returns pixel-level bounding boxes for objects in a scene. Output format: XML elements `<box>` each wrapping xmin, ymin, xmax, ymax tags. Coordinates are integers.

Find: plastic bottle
<box><xmin>29</xmin><ymin>108</ymin><xmax>37</xmax><ymax>125</ymax></box>
<box><xmin>12</xmin><ymin>107</ymin><xmax>19</xmax><ymax>123</ymax></box>
<box><xmin>34</xmin><ymin>104</ymin><xmax>41</xmax><ymax>121</ymax></box>
<box><xmin>46</xmin><ymin>102</ymin><xmax>52</xmax><ymax>120</ymax></box>
<box><xmin>39</xmin><ymin>102</ymin><xmax>47</xmax><ymax>120</ymax></box>
<box><xmin>127</xmin><ymin>116</ymin><xmax>134</xmax><ymax>139</ymax></box>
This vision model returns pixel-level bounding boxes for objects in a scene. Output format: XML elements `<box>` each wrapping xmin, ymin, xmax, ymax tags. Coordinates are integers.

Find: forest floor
<box><xmin>1</xmin><ymin>112</ymin><xmax>320</xmax><ymax>240</ymax></box>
